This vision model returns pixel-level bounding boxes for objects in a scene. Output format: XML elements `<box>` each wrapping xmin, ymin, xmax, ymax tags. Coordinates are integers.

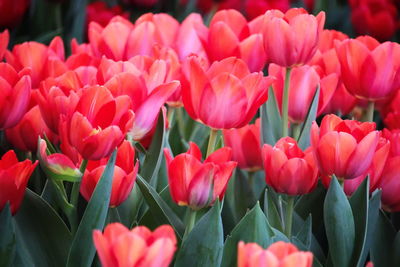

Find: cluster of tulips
<box><xmin>1</xmin><ymin>3</ymin><xmax>400</xmax><ymax>267</ymax></box>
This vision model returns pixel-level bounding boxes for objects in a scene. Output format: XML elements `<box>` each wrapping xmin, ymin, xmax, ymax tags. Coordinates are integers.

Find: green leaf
<box><xmin>260</xmin><ymin>87</ymin><xmax>282</xmax><ymax>145</ymax></box>
<box><xmin>221</xmin><ymin>202</ymin><xmax>275</xmax><ymax>267</ymax></box>
<box><xmin>263</xmin><ymin>187</ymin><xmax>283</xmax><ymax>232</ymax></box>
<box><xmin>175</xmin><ymin>201</ymin><xmax>224</xmax><ymax>267</ymax></box>
<box><xmin>232</xmin><ymin>170</ymin><xmax>256</xmax><ymax>221</ymax></box>
<box><xmin>140</xmin><ymin>111</ymin><xmax>166</xmax><ymax>186</ymax></box>
<box><xmin>294</xmin><ymin>214</ymin><xmax>312</xmax><ymax>249</ymax></box>
<box><xmin>0</xmin><ymin>203</ymin><xmax>16</xmax><ymax>267</ymax></box>
<box><xmin>324</xmin><ymin>177</ymin><xmax>355</xmax><ymax>267</ymax></box>
<box><xmin>14</xmin><ymin>190</ymin><xmax>72</xmax><ymax>267</ymax></box>
<box><xmin>393</xmin><ymin>231</ymin><xmax>400</xmax><ymax>267</ymax></box>
<box><xmin>348</xmin><ymin>177</ymin><xmax>369</xmax><ymax>267</ymax></box>
<box><xmin>117</xmin><ymin>186</ymin><xmax>143</xmax><ymax>227</ymax></box>
<box><xmin>136</xmin><ymin>175</ymin><xmax>185</xmax><ymax>239</ymax></box>
<box><xmin>370</xmin><ymin>210</ymin><xmax>396</xmax><ymax>267</ymax></box>
<box><xmin>297</xmin><ymin>86</ymin><xmax>320</xmax><ymax>150</ymax></box>
<box><xmin>66</xmin><ymin>151</ymin><xmax>116</xmax><ymax>267</ymax></box>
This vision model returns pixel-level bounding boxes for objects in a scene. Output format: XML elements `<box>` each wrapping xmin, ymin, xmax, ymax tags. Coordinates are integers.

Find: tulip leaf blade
<box><xmin>136</xmin><ymin>175</ymin><xmax>185</xmax><ymax>239</ymax></box>
<box><xmin>297</xmin><ymin>86</ymin><xmax>320</xmax><ymax>150</ymax></box>
<box><xmin>370</xmin><ymin>210</ymin><xmax>397</xmax><ymax>267</ymax></box>
<box><xmin>14</xmin><ymin>189</ymin><xmax>72</xmax><ymax>267</ymax></box>
<box><xmin>261</xmin><ymin>86</ymin><xmax>282</xmax><ymax>145</ymax></box>
<box><xmin>221</xmin><ymin>202</ymin><xmax>275</xmax><ymax>267</ymax></box>
<box><xmin>175</xmin><ymin>201</ymin><xmax>224</xmax><ymax>267</ymax></box>
<box><xmin>324</xmin><ymin>176</ymin><xmax>355</xmax><ymax>267</ymax></box>
<box><xmin>0</xmin><ymin>203</ymin><xmax>16</xmax><ymax>267</ymax></box>
<box><xmin>263</xmin><ymin>187</ymin><xmax>283</xmax><ymax>232</ymax></box>
<box><xmin>348</xmin><ymin>177</ymin><xmax>377</xmax><ymax>267</ymax></box>
<box><xmin>140</xmin><ymin>110</ymin><xmax>166</xmax><ymax>186</ymax></box>
<box><xmin>66</xmin><ymin>150</ymin><xmax>116</xmax><ymax>267</ymax></box>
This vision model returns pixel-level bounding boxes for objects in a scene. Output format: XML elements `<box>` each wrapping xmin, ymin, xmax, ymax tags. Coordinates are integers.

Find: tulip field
<box><xmin>1</xmin><ymin>0</ymin><xmax>400</xmax><ymax>266</ymax></box>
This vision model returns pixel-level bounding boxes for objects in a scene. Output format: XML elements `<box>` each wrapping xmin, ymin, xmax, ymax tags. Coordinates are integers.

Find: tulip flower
<box><xmin>336</xmin><ymin>36</ymin><xmax>400</xmax><ymax>101</ymax></box>
<box><xmin>93</xmin><ymin>223</ymin><xmax>177</xmax><ymax>267</ymax></box>
<box><xmin>182</xmin><ymin>56</ymin><xmax>274</xmax><ymax>129</ymax></box>
<box><xmin>238</xmin><ymin>241</ymin><xmax>313</xmax><ymax>267</ymax></box>
<box><xmin>5</xmin><ymin>37</ymin><xmax>67</xmax><ymax>88</ymax></box>
<box><xmin>0</xmin><ymin>0</ymin><xmax>30</xmax><ymax>28</ymax></box>
<box><xmin>223</xmin><ymin>118</ymin><xmax>262</xmax><ymax>171</ymax></box>
<box><xmin>164</xmin><ymin>142</ymin><xmax>237</xmax><ymax>210</ymax></box>
<box><xmin>5</xmin><ymin>106</ymin><xmax>58</xmax><ymax>153</ymax></box>
<box><xmin>0</xmin><ymin>29</ymin><xmax>9</xmax><ymax>61</ymax></box>
<box><xmin>38</xmin><ymin>139</ymin><xmax>82</xmax><ymax>182</ymax></box>
<box><xmin>0</xmin><ymin>150</ymin><xmax>38</xmax><ymax>215</ymax></box>
<box><xmin>207</xmin><ymin>9</ymin><xmax>267</xmax><ymax>71</ymax></box>
<box><xmin>60</xmin><ymin>85</ymin><xmax>134</xmax><ymax>160</ymax></box>
<box><xmin>262</xmin><ymin>137</ymin><xmax>318</xmax><ymax>195</ymax></box>
<box><xmin>311</xmin><ymin>114</ymin><xmax>380</xmax><ymax>181</ymax></box>
<box><xmin>269</xmin><ymin>64</ymin><xmax>337</xmax><ymax>124</ymax></box>
<box><xmin>97</xmin><ymin>57</ymin><xmax>180</xmax><ymax>140</ymax></box>
<box><xmin>260</xmin><ymin>8</ymin><xmax>325</xmax><ymax>67</ymax></box>
<box><xmin>81</xmin><ymin>141</ymin><xmax>139</xmax><ymax>207</ymax></box>
<box><xmin>0</xmin><ymin>63</ymin><xmax>31</xmax><ymax>130</ymax></box>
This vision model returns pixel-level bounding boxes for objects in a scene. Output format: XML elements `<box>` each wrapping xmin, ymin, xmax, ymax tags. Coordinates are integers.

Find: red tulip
<box><xmin>182</xmin><ymin>56</ymin><xmax>274</xmax><ymax>129</ymax></box>
<box><xmin>238</xmin><ymin>241</ymin><xmax>313</xmax><ymax>267</ymax></box>
<box><xmin>262</xmin><ymin>137</ymin><xmax>318</xmax><ymax>195</ymax></box>
<box><xmin>0</xmin><ymin>63</ymin><xmax>31</xmax><ymax>130</ymax></box>
<box><xmin>223</xmin><ymin>118</ymin><xmax>262</xmax><ymax>171</ymax></box>
<box><xmin>5</xmin><ymin>105</ymin><xmax>57</xmax><ymax>152</ymax></box>
<box><xmin>207</xmin><ymin>9</ymin><xmax>267</xmax><ymax>71</ymax></box>
<box><xmin>0</xmin><ymin>29</ymin><xmax>9</xmax><ymax>61</ymax></box>
<box><xmin>164</xmin><ymin>142</ymin><xmax>237</xmax><ymax>210</ymax></box>
<box><xmin>0</xmin><ymin>0</ymin><xmax>30</xmax><ymax>28</ymax></box>
<box><xmin>311</xmin><ymin>114</ymin><xmax>380</xmax><ymax>180</ymax></box>
<box><xmin>0</xmin><ymin>150</ymin><xmax>38</xmax><ymax>215</ymax></box>
<box><xmin>5</xmin><ymin>37</ymin><xmax>67</xmax><ymax>88</ymax></box>
<box><xmin>86</xmin><ymin>1</ymin><xmax>130</xmax><ymax>28</ymax></box>
<box><xmin>81</xmin><ymin>141</ymin><xmax>139</xmax><ymax>207</ymax></box>
<box><xmin>317</xmin><ymin>29</ymin><xmax>348</xmax><ymax>53</ymax></box>
<box><xmin>335</xmin><ymin>36</ymin><xmax>400</xmax><ymax>101</ymax></box>
<box><xmin>60</xmin><ymin>85</ymin><xmax>134</xmax><ymax>160</ymax></box>
<box><xmin>349</xmin><ymin>0</ymin><xmax>398</xmax><ymax>41</ymax></box>
<box><xmin>270</xmin><ymin>63</ymin><xmax>336</xmax><ymax>123</ymax></box>
<box><xmin>320</xmin><ymin>135</ymin><xmax>390</xmax><ymax>195</ymax></box>
<box><xmin>175</xmin><ymin>13</ymin><xmax>209</xmax><ymax>61</ymax></box>
<box><xmin>93</xmin><ymin>223</ymin><xmax>177</xmax><ymax>267</ymax></box>
<box><xmin>260</xmin><ymin>8</ymin><xmax>325</xmax><ymax>67</ymax></box>
<box><xmin>97</xmin><ymin>57</ymin><xmax>180</xmax><ymax>140</ymax></box>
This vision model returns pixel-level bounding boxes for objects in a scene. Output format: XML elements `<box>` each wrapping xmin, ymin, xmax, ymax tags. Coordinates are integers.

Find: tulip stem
<box><xmin>292</xmin><ymin>123</ymin><xmax>302</xmax><ymax>141</ymax></box>
<box><xmin>365</xmin><ymin>101</ymin><xmax>375</xmax><ymax>122</ymax></box>
<box><xmin>284</xmin><ymin>196</ymin><xmax>295</xmax><ymax>239</ymax></box>
<box><xmin>167</xmin><ymin>107</ymin><xmax>175</xmax><ymax>128</ymax></box>
<box><xmin>206</xmin><ymin>129</ymin><xmax>219</xmax><ymax>158</ymax></box>
<box><xmin>184</xmin><ymin>209</ymin><xmax>197</xmax><ymax>240</ymax></box>
<box><xmin>282</xmin><ymin>68</ymin><xmax>292</xmax><ymax>137</ymax></box>
<box><xmin>177</xmin><ymin>107</ymin><xmax>186</xmax><ymax>139</ymax></box>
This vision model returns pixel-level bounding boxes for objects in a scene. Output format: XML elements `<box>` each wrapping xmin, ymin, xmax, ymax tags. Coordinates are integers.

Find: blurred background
<box><xmin>1</xmin><ymin>0</ymin><xmax>400</xmax><ymax>51</ymax></box>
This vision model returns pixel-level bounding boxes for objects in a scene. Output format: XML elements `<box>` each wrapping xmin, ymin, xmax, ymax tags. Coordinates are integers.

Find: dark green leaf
<box><xmin>117</xmin><ymin>186</ymin><xmax>143</xmax><ymax>228</ymax></box>
<box><xmin>64</xmin><ymin>0</ymin><xmax>88</xmax><ymax>43</ymax></box>
<box><xmin>324</xmin><ymin>177</ymin><xmax>355</xmax><ymax>267</ymax></box>
<box><xmin>221</xmin><ymin>203</ymin><xmax>275</xmax><ymax>267</ymax></box>
<box><xmin>294</xmin><ymin>214</ymin><xmax>312</xmax><ymax>249</ymax></box>
<box><xmin>15</xmin><ymin>190</ymin><xmax>72</xmax><ymax>267</ymax></box>
<box><xmin>175</xmin><ymin>201</ymin><xmax>223</xmax><ymax>267</ymax></box>
<box><xmin>0</xmin><ymin>203</ymin><xmax>15</xmax><ymax>267</ymax></box>
<box><xmin>260</xmin><ymin>87</ymin><xmax>282</xmax><ymax>145</ymax></box>
<box><xmin>349</xmin><ymin>177</ymin><xmax>369</xmax><ymax>267</ymax></box>
<box><xmin>297</xmin><ymin>86</ymin><xmax>320</xmax><ymax>150</ymax></box>
<box><xmin>370</xmin><ymin>210</ymin><xmax>396</xmax><ymax>267</ymax></box>
<box><xmin>66</xmin><ymin>151</ymin><xmax>116</xmax><ymax>267</ymax></box>
<box><xmin>136</xmin><ymin>175</ymin><xmax>185</xmax><ymax>239</ymax></box>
